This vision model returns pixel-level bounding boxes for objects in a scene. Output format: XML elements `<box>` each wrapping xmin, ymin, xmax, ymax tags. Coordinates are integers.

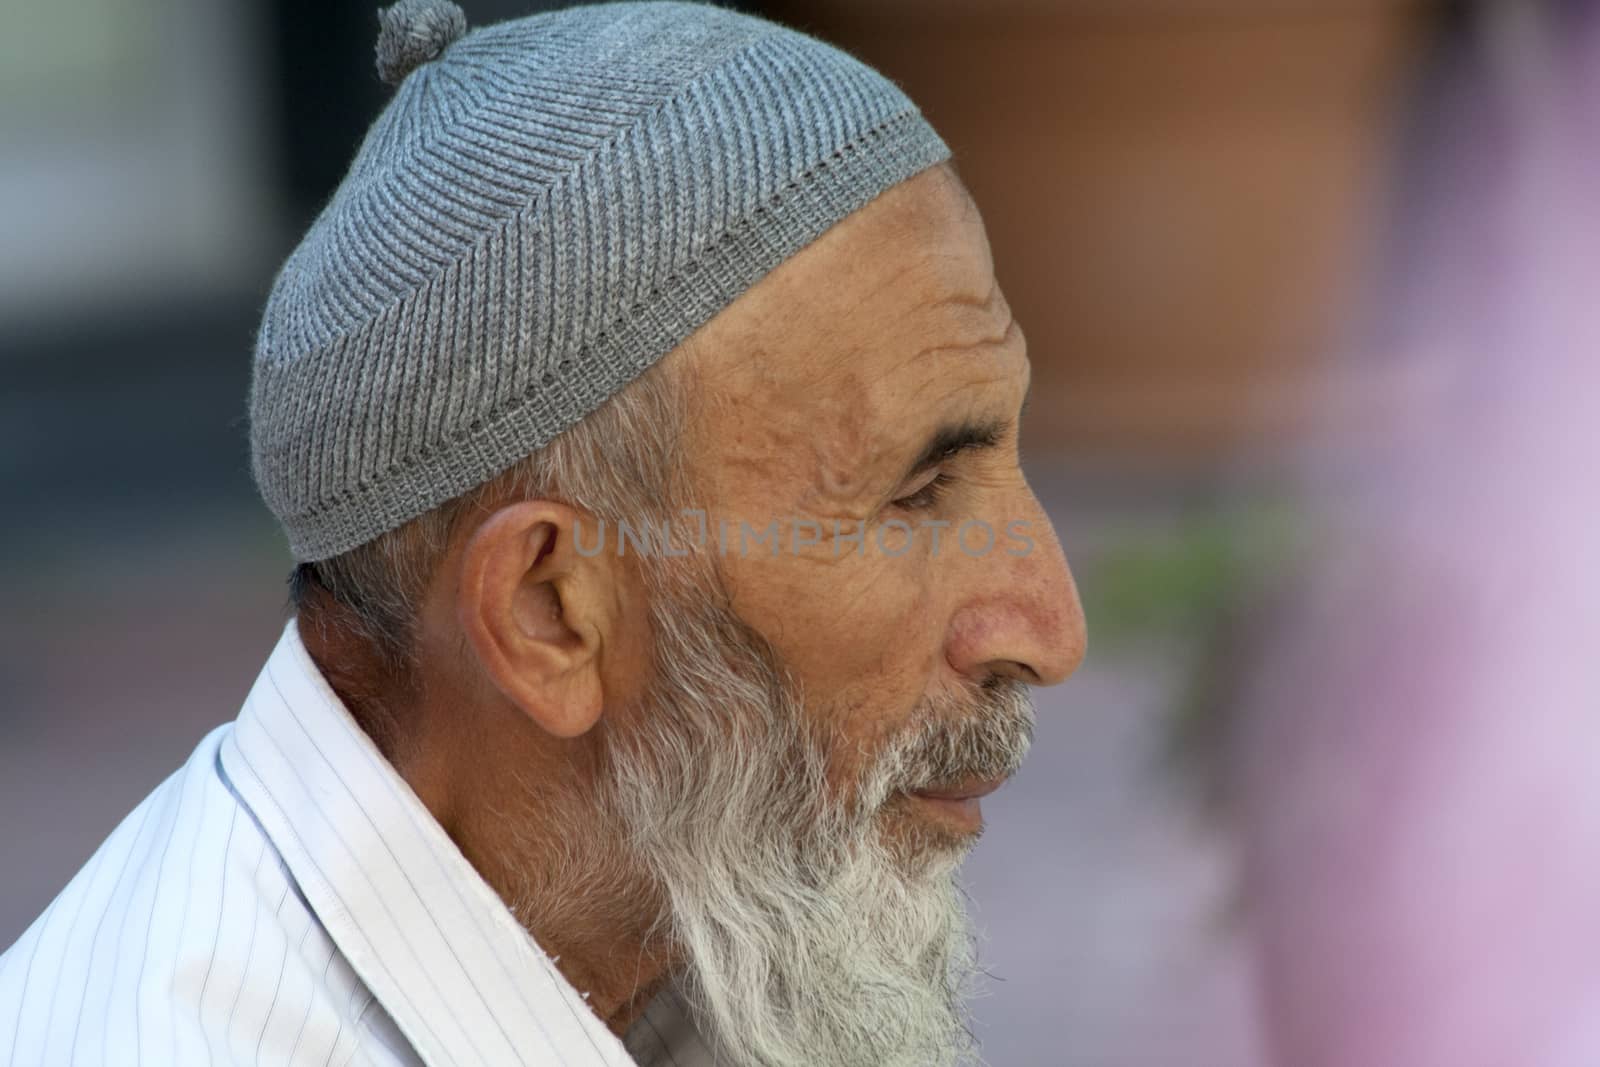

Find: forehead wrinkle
<box><xmin>882</xmin><ymin>271</ymin><xmax>1012</xmax><ymax>356</ymax></box>
<box><xmin>835</xmin><ymin>231</ymin><xmax>997</xmax><ymax>324</ymax></box>
<box><xmin>900</xmin><ymin>319</ymin><xmax>1017</xmax><ymax>369</ymax></box>
<box><xmin>896</xmin><ymin>302</ymin><xmax>1017</xmax><ymax>382</ymax></box>
<box><xmin>831</xmin><ymin>253</ymin><xmax>928</xmax><ymax>325</ymax></box>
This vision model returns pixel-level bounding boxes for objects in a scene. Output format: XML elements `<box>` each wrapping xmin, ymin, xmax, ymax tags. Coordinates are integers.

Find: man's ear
<box><xmin>455</xmin><ymin>499</ymin><xmax>615</xmax><ymax>738</ymax></box>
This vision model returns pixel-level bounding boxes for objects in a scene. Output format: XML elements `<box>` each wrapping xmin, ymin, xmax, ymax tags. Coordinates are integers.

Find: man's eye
<box><xmin>891</xmin><ymin>469</ymin><xmax>952</xmax><ymax>511</ymax></box>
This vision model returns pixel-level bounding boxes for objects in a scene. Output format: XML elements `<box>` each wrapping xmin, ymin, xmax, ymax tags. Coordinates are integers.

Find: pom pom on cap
<box><xmin>375</xmin><ymin>0</ymin><xmax>467</xmax><ymax>87</ymax></box>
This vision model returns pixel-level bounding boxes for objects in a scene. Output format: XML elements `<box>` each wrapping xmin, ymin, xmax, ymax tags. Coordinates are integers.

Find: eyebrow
<box><xmin>901</xmin><ymin>418</ymin><xmax>1007</xmax><ymax>483</ymax></box>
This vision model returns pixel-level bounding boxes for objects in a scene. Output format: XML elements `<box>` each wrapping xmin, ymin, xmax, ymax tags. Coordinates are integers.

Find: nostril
<box><xmin>1019</xmin><ymin>662</ymin><xmax>1043</xmax><ymax>684</ymax></box>
<box><xmin>987</xmin><ymin>659</ymin><xmax>1042</xmax><ymax>686</ymax></box>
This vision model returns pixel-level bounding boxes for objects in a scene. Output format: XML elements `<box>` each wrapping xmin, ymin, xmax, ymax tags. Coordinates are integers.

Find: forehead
<box><xmin>682</xmin><ymin>166</ymin><xmax>1024</xmax><ymax>484</ymax></box>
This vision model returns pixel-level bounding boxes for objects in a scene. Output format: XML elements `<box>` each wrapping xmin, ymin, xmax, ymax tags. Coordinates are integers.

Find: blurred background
<box><xmin>6</xmin><ymin>2</ymin><xmax>1599</xmax><ymax>1065</ymax></box>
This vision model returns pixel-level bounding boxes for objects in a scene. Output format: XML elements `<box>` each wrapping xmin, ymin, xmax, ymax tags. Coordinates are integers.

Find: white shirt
<box><xmin>0</xmin><ymin>617</ymin><xmax>715</xmax><ymax>1066</ymax></box>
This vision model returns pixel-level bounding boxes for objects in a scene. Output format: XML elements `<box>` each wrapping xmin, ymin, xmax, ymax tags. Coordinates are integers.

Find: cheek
<box><xmin>722</xmin><ymin>549</ymin><xmax>945</xmax><ymax>750</ymax></box>
<box><xmin>735</xmin><ymin>554</ymin><xmax>938</xmax><ymax>675</ymax></box>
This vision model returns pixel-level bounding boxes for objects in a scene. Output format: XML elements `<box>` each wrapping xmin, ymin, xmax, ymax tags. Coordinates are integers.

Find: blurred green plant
<box><xmin>1077</xmin><ymin>497</ymin><xmax>1309</xmax><ymax>822</ymax></box>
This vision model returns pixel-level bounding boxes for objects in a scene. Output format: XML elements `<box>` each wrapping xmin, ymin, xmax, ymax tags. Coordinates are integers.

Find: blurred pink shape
<box><xmin>1239</xmin><ymin>7</ymin><xmax>1600</xmax><ymax>1067</ymax></box>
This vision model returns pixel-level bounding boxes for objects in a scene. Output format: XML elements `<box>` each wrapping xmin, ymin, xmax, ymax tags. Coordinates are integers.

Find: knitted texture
<box><xmin>249</xmin><ymin>0</ymin><xmax>951</xmax><ymax>562</ymax></box>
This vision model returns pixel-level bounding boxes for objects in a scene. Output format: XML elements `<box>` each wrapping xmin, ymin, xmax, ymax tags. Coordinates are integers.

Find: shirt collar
<box><xmin>220</xmin><ymin>616</ymin><xmax>641</xmax><ymax>1067</ymax></box>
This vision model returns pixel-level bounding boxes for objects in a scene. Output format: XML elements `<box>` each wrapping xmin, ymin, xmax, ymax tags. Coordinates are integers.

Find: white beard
<box><xmin>594</xmin><ymin>552</ymin><xmax>1036</xmax><ymax>1067</ymax></box>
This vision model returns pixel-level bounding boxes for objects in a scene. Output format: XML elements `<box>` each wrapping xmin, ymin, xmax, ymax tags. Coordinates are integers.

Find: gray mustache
<box><xmin>888</xmin><ymin>680</ymin><xmax>1036</xmax><ymax>794</ymax></box>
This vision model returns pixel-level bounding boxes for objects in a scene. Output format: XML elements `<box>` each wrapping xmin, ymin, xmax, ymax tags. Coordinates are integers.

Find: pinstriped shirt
<box><xmin>0</xmin><ymin>617</ymin><xmax>715</xmax><ymax>1066</ymax></box>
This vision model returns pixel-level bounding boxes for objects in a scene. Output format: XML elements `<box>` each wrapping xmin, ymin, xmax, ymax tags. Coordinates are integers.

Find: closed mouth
<box><xmin>907</xmin><ymin>776</ymin><xmax>1006</xmax><ymax>803</ymax></box>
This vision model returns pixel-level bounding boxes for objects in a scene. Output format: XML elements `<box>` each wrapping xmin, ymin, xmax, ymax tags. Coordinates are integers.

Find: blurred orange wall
<box><xmin>765</xmin><ymin>2</ymin><xmax>1425</xmax><ymax>458</ymax></box>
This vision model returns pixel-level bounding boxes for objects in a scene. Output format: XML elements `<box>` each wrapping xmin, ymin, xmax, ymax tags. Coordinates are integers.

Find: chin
<box><xmin>877</xmin><ymin>794</ymin><xmax>982</xmax><ymax>877</ymax></box>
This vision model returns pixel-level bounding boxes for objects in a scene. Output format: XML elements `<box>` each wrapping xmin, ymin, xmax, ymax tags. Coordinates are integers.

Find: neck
<box><xmin>297</xmin><ymin>609</ymin><xmax>681</xmax><ymax>1036</ymax></box>
<box><xmin>445</xmin><ymin>750</ymin><xmax>682</xmax><ymax>1036</ymax></box>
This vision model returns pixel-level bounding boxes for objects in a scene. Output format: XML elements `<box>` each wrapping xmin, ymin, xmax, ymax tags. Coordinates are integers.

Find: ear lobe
<box><xmin>457</xmin><ymin>502</ymin><xmax>608</xmax><ymax>739</ymax></box>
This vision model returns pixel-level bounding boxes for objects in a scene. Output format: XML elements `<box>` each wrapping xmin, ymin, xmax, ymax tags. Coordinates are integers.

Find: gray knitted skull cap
<box><xmin>248</xmin><ymin>0</ymin><xmax>952</xmax><ymax>562</ymax></box>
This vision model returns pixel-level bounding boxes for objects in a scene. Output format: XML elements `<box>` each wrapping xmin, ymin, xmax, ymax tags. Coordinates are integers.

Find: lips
<box><xmin>907</xmin><ymin>776</ymin><xmax>1007</xmax><ymax>803</ymax></box>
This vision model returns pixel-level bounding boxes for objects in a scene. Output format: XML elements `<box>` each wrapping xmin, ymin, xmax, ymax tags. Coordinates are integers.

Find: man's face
<box><xmin>681</xmin><ymin>162</ymin><xmax>1085</xmax><ymax>845</ymax></box>
<box><xmin>585</xmin><ymin>164</ymin><xmax>1086</xmax><ymax>1066</ymax></box>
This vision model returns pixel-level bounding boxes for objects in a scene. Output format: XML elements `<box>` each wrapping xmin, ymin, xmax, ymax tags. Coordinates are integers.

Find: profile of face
<box><xmin>594</xmin><ymin>164</ymin><xmax>1083</xmax><ymax>1066</ymax></box>
<box><xmin>448</xmin><ymin>162</ymin><xmax>1086</xmax><ymax>1067</ymax></box>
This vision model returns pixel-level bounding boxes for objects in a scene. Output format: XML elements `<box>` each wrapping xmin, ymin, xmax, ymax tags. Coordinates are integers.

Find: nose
<box><xmin>944</xmin><ymin>490</ymin><xmax>1086</xmax><ymax>688</ymax></box>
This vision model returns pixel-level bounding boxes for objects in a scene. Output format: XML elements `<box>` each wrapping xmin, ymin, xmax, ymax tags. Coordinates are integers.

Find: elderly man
<box><xmin>0</xmin><ymin>1</ymin><xmax>1084</xmax><ymax>1064</ymax></box>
